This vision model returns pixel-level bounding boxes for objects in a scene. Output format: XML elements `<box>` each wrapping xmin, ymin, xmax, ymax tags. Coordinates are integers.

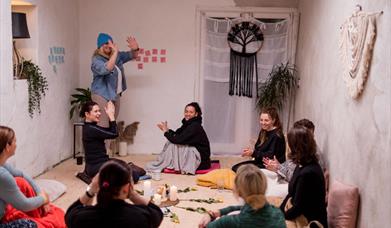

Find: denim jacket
<box><xmin>90</xmin><ymin>51</ymin><xmax>133</xmax><ymax>101</ymax></box>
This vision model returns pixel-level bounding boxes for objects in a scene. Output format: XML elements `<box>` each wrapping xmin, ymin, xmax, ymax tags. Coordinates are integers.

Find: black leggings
<box><xmin>231</xmin><ymin>159</ymin><xmax>265</xmax><ymax>172</ymax></box>
<box><xmin>85</xmin><ymin>159</ymin><xmax>146</xmax><ymax>184</ymax></box>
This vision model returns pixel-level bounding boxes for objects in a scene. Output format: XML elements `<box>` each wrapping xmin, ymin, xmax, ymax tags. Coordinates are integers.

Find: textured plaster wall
<box><xmin>0</xmin><ymin>0</ymin><xmax>79</xmax><ymax>177</ymax></box>
<box><xmin>78</xmin><ymin>0</ymin><xmax>236</xmax><ymax>154</ymax></box>
<box><xmin>295</xmin><ymin>0</ymin><xmax>391</xmax><ymax>227</ymax></box>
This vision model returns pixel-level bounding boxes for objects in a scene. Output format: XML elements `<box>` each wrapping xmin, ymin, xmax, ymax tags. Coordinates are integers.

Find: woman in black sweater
<box><xmin>78</xmin><ymin>101</ymin><xmax>144</xmax><ymax>184</ymax></box>
<box><xmin>146</xmin><ymin>102</ymin><xmax>211</xmax><ymax>174</ymax></box>
<box><xmin>66</xmin><ymin>159</ymin><xmax>163</xmax><ymax>228</ymax></box>
<box><xmin>232</xmin><ymin>107</ymin><xmax>286</xmax><ymax>172</ymax></box>
<box><xmin>280</xmin><ymin>126</ymin><xmax>327</xmax><ymax>227</ymax></box>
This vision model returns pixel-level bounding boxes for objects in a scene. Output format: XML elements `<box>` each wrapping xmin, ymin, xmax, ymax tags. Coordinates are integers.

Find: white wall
<box><xmin>0</xmin><ymin>0</ymin><xmax>79</xmax><ymax>176</ymax></box>
<box><xmin>295</xmin><ymin>0</ymin><xmax>391</xmax><ymax>227</ymax></box>
<box><xmin>78</xmin><ymin>0</ymin><xmax>236</xmax><ymax>154</ymax></box>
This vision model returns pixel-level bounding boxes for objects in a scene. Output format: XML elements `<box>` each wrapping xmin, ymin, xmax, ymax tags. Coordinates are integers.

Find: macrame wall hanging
<box><xmin>339</xmin><ymin>5</ymin><xmax>383</xmax><ymax>99</ymax></box>
<box><xmin>227</xmin><ymin>13</ymin><xmax>264</xmax><ymax>97</ymax></box>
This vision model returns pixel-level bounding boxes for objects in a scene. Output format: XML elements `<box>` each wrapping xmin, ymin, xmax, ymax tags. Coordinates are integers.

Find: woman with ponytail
<box><xmin>65</xmin><ymin>159</ymin><xmax>163</xmax><ymax>228</ymax></box>
<box><xmin>199</xmin><ymin>164</ymin><xmax>286</xmax><ymax>228</ymax></box>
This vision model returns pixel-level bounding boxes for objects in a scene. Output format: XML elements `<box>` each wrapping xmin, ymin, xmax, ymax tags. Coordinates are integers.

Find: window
<box><xmin>195</xmin><ymin>7</ymin><xmax>298</xmax><ymax>155</ymax></box>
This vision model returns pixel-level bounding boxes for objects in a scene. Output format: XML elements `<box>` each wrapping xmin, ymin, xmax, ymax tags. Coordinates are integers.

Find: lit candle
<box><xmin>153</xmin><ymin>194</ymin><xmax>162</xmax><ymax>205</ymax></box>
<box><xmin>169</xmin><ymin>185</ymin><xmax>178</xmax><ymax>201</ymax></box>
<box><xmin>161</xmin><ymin>186</ymin><xmax>167</xmax><ymax>200</ymax></box>
<box><xmin>144</xmin><ymin>181</ymin><xmax>151</xmax><ymax>198</ymax></box>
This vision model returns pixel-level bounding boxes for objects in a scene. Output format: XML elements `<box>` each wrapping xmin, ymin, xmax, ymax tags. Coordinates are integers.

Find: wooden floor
<box><xmin>38</xmin><ymin>154</ymin><xmax>248</xmax><ymax>228</ymax></box>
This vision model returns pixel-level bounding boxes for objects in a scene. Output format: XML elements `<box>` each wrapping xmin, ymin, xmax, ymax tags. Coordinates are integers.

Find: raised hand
<box><xmin>126</xmin><ymin>36</ymin><xmax>139</xmax><ymax>51</ymax></box>
<box><xmin>157</xmin><ymin>121</ymin><xmax>168</xmax><ymax>132</ymax></box>
<box><xmin>90</xmin><ymin>174</ymin><xmax>100</xmax><ymax>195</ymax></box>
<box><xmin>105</xmin><ymin>101</ymin><xmax>116</xmax><ymax>121</ymax></box>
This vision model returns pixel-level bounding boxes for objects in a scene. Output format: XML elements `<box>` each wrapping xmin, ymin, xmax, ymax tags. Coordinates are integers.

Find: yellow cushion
<box><xmin>196</xmin><ymin>169</ymin><xmax>236</xmax><ymax>190</ymax></box>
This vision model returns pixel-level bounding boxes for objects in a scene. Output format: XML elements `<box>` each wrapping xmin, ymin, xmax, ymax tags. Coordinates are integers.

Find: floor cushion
<box><xmin>327</xmin><ymin>180</ymin><xmax>359</xmax><ymax>228</ymax></box>
<box><xmin>35</xmin><ymin>179</ymin><xmax>67</xmax><ymax>202</ymax></box>
<box><xmin>163</xmin><ymin>160</ymin><xmax>220</xmax><ymax>174</ymax></box>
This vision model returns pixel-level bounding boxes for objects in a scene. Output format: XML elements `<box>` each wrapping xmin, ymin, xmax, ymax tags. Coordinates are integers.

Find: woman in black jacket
<box><xmin>146</xmin><ymin>102</ymin><xmax>211</xmax><ymax>174</ymax></box>
<box><xmin>66</xmin><ymin>159</ymin><xmax>163</xmax><ymax>228</ymax></box>
<box><xmin>232</xmin><ymin>107</ymin><xmax>286</xmax><ymax>172</ymax></box>
<box><xmin>280</xmin><ymin>126</ymin><xmax>327</xmax><ymax>227</ymax></box>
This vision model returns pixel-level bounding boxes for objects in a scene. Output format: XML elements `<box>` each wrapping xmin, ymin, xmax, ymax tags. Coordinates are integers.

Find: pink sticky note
<box><xmin>145</xmin><ymin>50</ymin><xmax>151</xmax><ymax>56</ymax></box>
<box><xmin>143</xmin><ymin>57</ymin><xmax>149</xmax><ymax>63</ymax></box>
<box><xmin>136</xmin><ymin>56</ymin><xmax>141</xmax><ymax>61</ymax></box>
<box><xmin>160</xmin><ymin>57</ymin><xmax>166</xmax><ymax>63</ymax></box>
<box><xmin>139</xmin><ymin>48</ymin><xmax>144</xmax><ymax>54</ymax></box>
<box><xmin>152</xmin><ymin>49</ymin><xmax>158</xmax><ymax>55</ymax></box>
<box><xmin>152</xmin><ymin>56</ymin><xmax>157</xmax><ymax>62</ymax></box>
<box><xmin>138</xmin><ymin>63</ymin><xmax>143</xmax><ymax>70</ymax></box>
<box><xmin>160</xmin><ymin>49</ymin><xmax>166</xmax><ymax>55</ymax></box>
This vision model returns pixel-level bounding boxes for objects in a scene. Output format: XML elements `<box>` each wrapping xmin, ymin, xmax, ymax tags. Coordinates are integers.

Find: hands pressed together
<box><xmin>262</xmin><ymin>156</ymin><xmax>281</xmax><ymax>172</ymax></box>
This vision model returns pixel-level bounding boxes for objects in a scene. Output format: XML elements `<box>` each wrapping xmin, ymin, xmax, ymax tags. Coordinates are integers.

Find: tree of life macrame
<box><xmin>227</xmin><ymin>21</ymin><xmax>263</xmax><ymax>97</ymax></box>
<box><xmin>340</xmin><ymin>11</ymin><xmax>380</xmax><ymax>99</ymax></box>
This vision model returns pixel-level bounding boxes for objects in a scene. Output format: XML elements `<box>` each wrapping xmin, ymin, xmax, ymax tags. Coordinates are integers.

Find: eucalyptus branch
<box><xmin>175</xmin><ymin>206</ymin><xmax>208</xmax><ymax>214</ymax></box>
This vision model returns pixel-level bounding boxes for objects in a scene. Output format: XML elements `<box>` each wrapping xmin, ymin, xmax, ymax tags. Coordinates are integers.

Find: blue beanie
<box><xmin>97</xmin><ymin>33</ymin><xmax>113</xmax><ymax>48</ymax></box>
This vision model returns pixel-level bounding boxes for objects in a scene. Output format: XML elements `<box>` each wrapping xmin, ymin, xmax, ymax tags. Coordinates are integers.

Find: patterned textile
<box><xmin>0</xmin><ymin>219</ymin><xmax>37</xmax><ymax>228</ymax></box>
<box><xmin>340</xmin><ymin>10</ymin><xmax>381</xmax><ymax>98</ymax></box>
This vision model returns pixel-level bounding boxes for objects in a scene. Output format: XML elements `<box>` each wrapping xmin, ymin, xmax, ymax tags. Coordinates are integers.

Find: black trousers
<box><xmin>231</xmin><ymin>159</ymin><xmax>265</xmax><ymax>172</ymax></box>
<box><xmin>85</xmin><ymin>159</ymin><xmax>146</xmax><ymax>184</ymax></box>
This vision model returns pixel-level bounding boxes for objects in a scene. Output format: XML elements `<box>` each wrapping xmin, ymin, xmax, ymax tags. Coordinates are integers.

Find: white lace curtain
<box><xmin>202</xmin><ymin>17</ymin><xmax>289</xmax><ymax>153</ymax></box>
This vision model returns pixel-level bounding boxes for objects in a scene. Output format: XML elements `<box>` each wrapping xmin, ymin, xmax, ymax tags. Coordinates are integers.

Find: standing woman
<box><xmin>91</xmin><ymin>33</ymin><xmax>139</xmax><ymax>128</ymax></box>
<box><xmin>232</xmin><ymin>107</ymin><xmax>286</xmax><ymax>172</ymax></box>
<box><xmin>0</xmin><ymin>126</ymin><xmax>65</xmax><ymax>227</ymax></box>
<box><xmin>66</xmin><ymin>159</ymin><xmax>163</xmax><ymax>228</ymax></box>
<box><xmin>146</xmin><ymin>102</ymin><xmax>211</xmax><ymax>174</ymax></box>
<box><xmin>280</xmin><ymin>126</ymin><xmax>327</xmax><ymax>227</ymax></box>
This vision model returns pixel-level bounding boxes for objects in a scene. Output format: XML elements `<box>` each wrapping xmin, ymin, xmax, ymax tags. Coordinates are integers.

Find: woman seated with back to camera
<box><xmin>65</xmin><ymin>159</ymin><xmax>163</xmax><ymax>228</ymax></box>
<box><xmin>232</xmin><ymin>107</ymin><xmax>286</xmax><ymax>172</ymax></box>
<box><xmin>280</xmin><ymin>126</ymin><xmax>327</xmax><ymax>228</ymax></box>
<box><xmin>198</xmin><ymin>164</ymin><xmax>286</xmax><ymax>228</ymax></box>
<box><xmin>146</xmin><ymin>102</ymin><xmax>211</xmax><ymax>175</ymax></box>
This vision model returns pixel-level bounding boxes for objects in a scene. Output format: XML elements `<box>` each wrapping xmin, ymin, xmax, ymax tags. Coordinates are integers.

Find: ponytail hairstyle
<box><xmin>79</xmin><ymin>101</ymin><xmax>98</xmax><ymax>118</ymax></box>
<box><xmin>0</xmin><ymin>126</ymin><xmax>15</xmax><ymax>154</ymax></box>
<box><xmin>97</xmin><ymin>159</ymin><xmax>132</xmax><ymax>207</ymax></box>
<box><xmin>258</xmin><ymin>107</ymin><xmax>283</xmax><ymax>144</ymax></box>
<box><xmin>234</xmin><ymin>164</ymin><xmax>268</xmax><ymax>210</ymax></box>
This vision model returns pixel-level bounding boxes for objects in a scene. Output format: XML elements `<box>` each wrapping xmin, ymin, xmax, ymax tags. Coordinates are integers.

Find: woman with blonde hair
<box><xmin>199</xmin><ymin>164</ymin><xmax>286</xmax><ymax>228</ymax></box>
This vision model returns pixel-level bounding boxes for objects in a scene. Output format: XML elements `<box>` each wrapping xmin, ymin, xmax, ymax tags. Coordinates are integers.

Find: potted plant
<box><xmin>256</xmin><ymin>62</ymin><xmax>298</xmax><ymax>111</ymax></box>
<box><xmin>69</xmin><ymin>87</ymin><xmax>92</xmax><ymax>119</ymax></box>
<box><xmin>17</xmin><ymin>59</ymin><xmax>49</xmax><ymax>118</ymax></box>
